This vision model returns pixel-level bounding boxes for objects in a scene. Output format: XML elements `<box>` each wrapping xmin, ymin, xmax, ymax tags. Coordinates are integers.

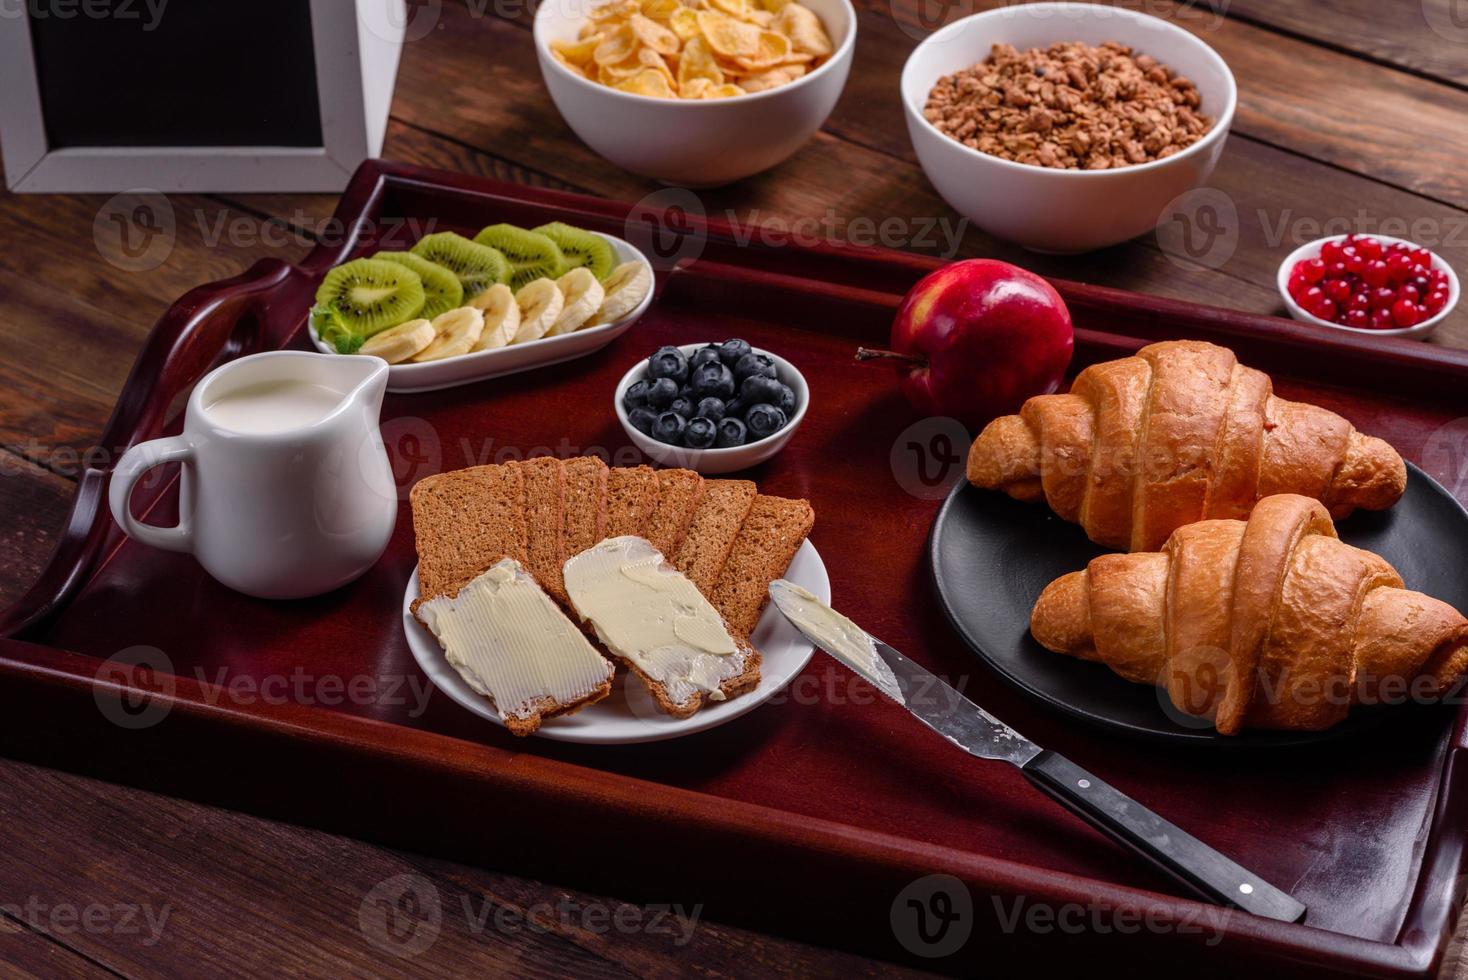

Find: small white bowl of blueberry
<box><xmin>614</xmin><ymin>339</ymin><xmax>808</xmax><ymax>474</ymax></box>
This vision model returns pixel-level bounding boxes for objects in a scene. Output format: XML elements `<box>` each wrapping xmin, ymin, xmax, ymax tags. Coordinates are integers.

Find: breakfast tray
<box><xmin>5</xmin><ymin>160</ymin><xmax>1468</xmax><ymax>977</ymax></box>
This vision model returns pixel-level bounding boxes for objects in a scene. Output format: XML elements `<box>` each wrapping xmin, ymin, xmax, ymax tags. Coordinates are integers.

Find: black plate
<box><xmin>929</xmin><ymin>464</ymin><xmax>1468</xmax><ymax>747</ymax></box>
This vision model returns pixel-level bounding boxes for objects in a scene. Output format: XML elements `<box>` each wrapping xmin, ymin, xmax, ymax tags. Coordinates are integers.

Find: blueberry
<box><xmin>745</xmin><ymin>403</ymin><xmax>787</xmax><ymax>440</ymax></box>
<box><xmin>690</xmin><ymin>345</ymin><xmax>723</xmax><ymax>370</ymax></box>
<box><xmin>690</xmin><ymin>361</ymin><xmax>735</xmax><ymax>400</ymax></box>
<box><xmin>628</xmin><ymin>406</ymin><xmax>658</xmax><ymax>435</ymax></box>
<box><xmin>678</xmin><ymin>382</ymin><xmax>696</xmax><ymax>400</ymax></box>
<box><xmin>684</xmin><ymin>417</ymin><xmax>716</xmax><ymax>449</ymax></box>
<box><xmin>646</xmin><ymin>377</ymin><xmax>679</xmax><ymax>409</ymax></box>
<box><xmin>715</xmin><ymin>417</ymin><xmax>747</xmax><ymax>448</ymax></box>
<box><xmin>724</xmin><ymin>397</ymin><xmax>745</xmax><ymax>421</ymax></box>
<box><xmin>652</xmin><ymin>411</ymin><xmax>687</xmax><ymax>445</ymax></box>
<box><xmin>647</xmin><ymin>345</ymin><xmax>689</xmax><ymax>383</ymax></box>
<box><xmin>739</xmin><ymin>375</ymin><xmax>783</xmax><ymax>406</ymax></box>
<box><xmin>669</xmin><ymin>396</ymin><xmax>694</xmax><ymax>418</ymax></box>
<box><xmin>717</xmin><ymin>338</ymin><xmax>752</xmax><ymax>367</ymax></box>
<box><xmin>623</xmin><ymin>379</ymin><xmax>652</xmax><ymax>411</ymax></box>
<box><xmin>773</xmin><ymin>382</ymin><xmax>797</xmax><ymax>416</ymax></box>
<box><xmin>695</xmin><ymin>396</ymin><xmax>726</xmax><ymax>421</ymax></box>
<box><xmin>734</xmin><ymin>352</ymin><xmax>776</xmax><ymax>383</ymax></box>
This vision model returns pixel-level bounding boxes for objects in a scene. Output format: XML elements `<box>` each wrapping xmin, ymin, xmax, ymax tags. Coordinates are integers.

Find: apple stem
<box><xmin>856</xmin><ymin>347</ymin><xmax>927</xmax><ymax>367</ymax></box>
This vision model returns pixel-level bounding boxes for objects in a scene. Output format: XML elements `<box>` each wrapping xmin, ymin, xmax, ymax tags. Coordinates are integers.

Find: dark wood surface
<box><xmin>2</xmin><ymin>1</ymin><xmax>1468</xmax><ymax>976</ymax></box>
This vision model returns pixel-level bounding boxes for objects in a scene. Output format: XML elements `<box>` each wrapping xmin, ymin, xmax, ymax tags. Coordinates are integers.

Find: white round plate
<box><xmin>402</xmin><ymin>540</ymin><xmax>830</xmax><ymax>743</ymax></box>
<box><xmin>309</xmin><ymin>233</ymin><xmax>655</xmax><ymax>394</ymax></box>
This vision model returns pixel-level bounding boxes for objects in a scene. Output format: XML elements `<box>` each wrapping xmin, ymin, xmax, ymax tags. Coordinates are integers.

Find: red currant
<box><xmin>1344</xmin><ymin>309</ymin><xmax>1370</xmax><ymax>329</ymax></box>
<box><xmin>1370</xmin><ymin>286</ymin><xmax>1397</xmax><ymax>309</ymax></box>
<box><xmin>1410</xmin><ymin>247</ymin><xmax>1433</xmax><ymax>267</ymax></box>
<box><xmin>1312</xmin><ymin>298</ymin><xmax>1338</xmax><ymax>321</ymax></box>
<box><xmin>1390</xmin><ymin>298</ymin><xmax>1422</xmax><ymax>328</ymax></box>
<box><xmin>1324</xmin><ymin>278</ymin><xmax>1352</xmax><ymax>303</ymax></box>
<box><xmin>1301</xmin><ymin>285</ymin><xmax>1325</xmax><ymax>308</ymax></box>
<box><xmin>1424</xmin><ymin>289</ymin><xmax>1450</xmax><ymax>314</ymax></box>
<box><xmin>1356</xmin><ymin>237</ymin><xmax>1382</xmax><ymax>260</ymax></box>
<box><xmin>1370</xmin><ymin>308</ymin><xmax>1395</xmax><ymax>329</ymax></box>
<box><xmin>1386</xmin><ymin>253</ymin><xmax>1413</xmax><ymax>284</ymax></box>
<box><xmin>1400</xmin><ymin>284</ymin><xmax>1421</xmax><ymax>304</ymax></box>
<box><xmin>1296</xmin><ymin>258</ymin><xmax>1325</xmax><ymax>283</ymax></box>
<box><xmin>1348</xmin><ymin>292</ymin><xmax>1371</xmax><ymax>313</ymax></box>
<box><xmin>1343</xmin><ymin>247</ymin><xmax>1365</xmax><ymax>275</ymax></box>
<box><xmin>1287</xmin><ymin>271</ymin><xmax>1309</xmax><ymax>297</ymax></box>
<box><xmin>1320</xmin><ymin>240</ymin><xmax>1345</xmax><ymax>264</ymax></box>
<box><xmin>1362</xmin><ymin>259</ymin><xmax>1391</xmax><ymax>288</ymax></box>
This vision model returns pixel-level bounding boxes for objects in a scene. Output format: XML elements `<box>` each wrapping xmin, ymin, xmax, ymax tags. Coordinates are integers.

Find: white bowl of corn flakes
<box><xmin>535</xmin><ymin>0</ymin><xmax>855</xmax><ymax>186</ymax></box>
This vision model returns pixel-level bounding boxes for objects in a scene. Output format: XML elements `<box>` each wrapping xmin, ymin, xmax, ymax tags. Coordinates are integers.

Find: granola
<box><xmin>923</xmin><ymin>41</ymin><xmax>1213</xmax><ymax>170</ymax></box>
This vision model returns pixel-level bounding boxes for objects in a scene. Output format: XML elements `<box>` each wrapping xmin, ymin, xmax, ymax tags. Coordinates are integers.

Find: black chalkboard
<box><xmin>29</xmin><ymin>0</ymin><xmax>324</xmax><ymax>149</ymax></box>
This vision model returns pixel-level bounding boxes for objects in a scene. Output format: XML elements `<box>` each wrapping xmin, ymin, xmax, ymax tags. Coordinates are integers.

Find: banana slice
<box><xmin>546</xmin><ymin>268</ymin><xmax>606</xmax><ymax>337</ymax></box>
<box><xmin>359</xmin><ymin>319</ymin><xmax>435</xmax><ymax>364</ymax></box>
<box><xmin>588</xmin><ymin>260</ymin><xmax>652</xmax><ymax>327</ymax></box>
<box><xmin>412</xmin><ymin>307</ymin><xmax>485</xmax><ymax>362</ymax></box>
<box><xmin>468</xmin><ymin>283</ymin><xmax>519</xmax><ymax>351</ymax></box>
<box><xmin>511</xmin><ymin>278</ymin><xmax>564</xmax><ymax>344</ymax></box>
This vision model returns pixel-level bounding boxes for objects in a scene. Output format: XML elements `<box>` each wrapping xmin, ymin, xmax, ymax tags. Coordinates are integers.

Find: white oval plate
<box><xmin>403</xmin><ymin>540</ymin><xmax>830</xmax><ymax>744</ymax></box>
<box><xmin>308</xmin><ymin>233</ymin><xmax>655</xmax><ymax>394</ymax></box>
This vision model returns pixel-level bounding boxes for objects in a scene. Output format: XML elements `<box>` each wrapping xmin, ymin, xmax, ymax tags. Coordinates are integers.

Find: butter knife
<box><xmin>767</xmin><ymin>580</ymin><xmax>1307</xmax><ymax>924</ymax></box>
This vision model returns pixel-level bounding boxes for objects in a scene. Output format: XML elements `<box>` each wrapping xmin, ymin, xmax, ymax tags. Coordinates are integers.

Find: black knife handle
<box><xmin>1021</xmin><ymin>750</ymin><xmax>1306</xmax><ymax>923</ymax></box>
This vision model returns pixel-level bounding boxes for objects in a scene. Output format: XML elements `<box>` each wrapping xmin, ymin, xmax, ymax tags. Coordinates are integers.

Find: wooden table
<box><xmin>3</xmin><ymin>1</ymin><xmax>1467</xmax><ymax>975</ymax></box>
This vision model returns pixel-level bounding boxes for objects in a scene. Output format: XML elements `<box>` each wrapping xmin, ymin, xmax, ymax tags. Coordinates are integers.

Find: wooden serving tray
<box><xmin>5</xmin><ymin>160</ymin><xmax>1468</xmax><ymax>977</ymax></box>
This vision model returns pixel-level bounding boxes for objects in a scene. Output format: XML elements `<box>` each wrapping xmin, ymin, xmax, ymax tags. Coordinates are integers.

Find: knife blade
<box><xmin>767</xmin><ymin>580</ymin><xmax>1307</xmax><ymax>924</ymax></box>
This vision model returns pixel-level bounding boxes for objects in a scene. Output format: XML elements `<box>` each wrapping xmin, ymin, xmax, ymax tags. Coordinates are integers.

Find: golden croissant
<box><xmin>968</xmin><ymin>340</ymin><xmax>1406</xmax><ymax>551</ymax></box>
<box><xmin>1031</xmin><ymin>494</ymin><xmax>1468</xmax><ymax>733</ymax></box>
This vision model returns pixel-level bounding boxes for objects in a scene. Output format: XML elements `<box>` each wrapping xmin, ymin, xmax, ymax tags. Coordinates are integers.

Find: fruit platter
<box><xmin>6</xmin><ymin>159</ymin><xmax>1468</xmax><ymax>979</ymax></box>
<box><xmin>306</xmin><ymin>221</ymin><xmax>655</xmax><ymax>392</ymax></box>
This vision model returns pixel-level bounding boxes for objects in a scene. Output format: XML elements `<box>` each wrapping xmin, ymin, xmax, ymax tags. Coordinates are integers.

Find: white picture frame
<box><xmin>0</xmin><ymin>0</ymin><xmax>405</xmax><ymax>193</ymax></box>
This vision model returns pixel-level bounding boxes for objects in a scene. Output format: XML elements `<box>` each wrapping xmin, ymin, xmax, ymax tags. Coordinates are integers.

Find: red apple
<box><xmin>863</xmin><ymin>259</ymin><xmax>1073</xmax><ymax>429</ymax></box>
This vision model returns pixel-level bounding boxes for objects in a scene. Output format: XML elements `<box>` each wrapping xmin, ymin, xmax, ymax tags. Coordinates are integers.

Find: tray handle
<box><xmin>1</xmin><ymin>258</ymin><xmax>312</xmax><ymax>639</ymax></box>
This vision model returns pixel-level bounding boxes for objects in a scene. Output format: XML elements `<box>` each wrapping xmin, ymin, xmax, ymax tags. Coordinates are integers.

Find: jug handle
<box><xmin>108</xmin><ymin>436</ymin><xmax>195</xmax><ymax>554</ymax></box>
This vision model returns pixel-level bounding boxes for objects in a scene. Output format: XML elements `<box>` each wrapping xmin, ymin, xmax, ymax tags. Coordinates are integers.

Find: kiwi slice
<box><xmin>533</xmin><ymin>222</ymin><xmax>616</xmax><ymax>282</ymax></box>
<box><xmin>410</xmin><ymin>232</ymin><xmax>510</xmax><ymax>299</ymax></box>
<box><xmin>312</xmin><ymin>258</ymin><xmax>425</xmax><ymax>353</ymax></box>
<box><xmin>374</xmin><ymin>251</ymin><xmax>463</xmax><ymax>320</ymax></box>
<box><xmin>474</xmin><ymin>224</ymin><xmax>565</xmax><ymax>291</ymax></box>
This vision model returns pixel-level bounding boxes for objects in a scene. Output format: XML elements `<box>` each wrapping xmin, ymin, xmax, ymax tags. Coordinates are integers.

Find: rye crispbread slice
<box><xmin>560</xmin><ymin>456</ymin><xmax>609</xmax><ymax>563</ymax></box>
<box><xmin>673</xmin><ymin>479</ymin><xmax>757</xmax><ymax>594</ymax></box>
<box><xmin>417</xmin><ymin>559</ymin><xmax>613</xmax><ymax>737</ymax></box>
<box><xmin>628</xmin><ymin>637</ymin><xmax>763</xmax><ymax>719</ymax></box>
<box><xmin>409</xmin><ymin>464</ymin><xmax>528</xmax><ymax>618</ymax></box>
<box><xmin>514</xmin><ymin>457</ymin><xmax>566</xmax><ymax>603</ymax></box>
<box><xmin>711</xmin><ymin>495</ymin><xmax>816</xmax><ymax>636</ymax></box>
<box><xmin>604</xmin><ymin>465</ymin><xmax>661</xmax><ymax>539</ymax></box>
<box><xmin>645</xmin><ymin>468</ymin><xmax>705</xmax><ymax>557</ymax></box>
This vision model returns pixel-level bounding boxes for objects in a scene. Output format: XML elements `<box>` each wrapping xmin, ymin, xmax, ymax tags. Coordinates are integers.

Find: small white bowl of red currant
<box><xmin>614</xmin><ymin>340</ymin><xmax>808</xmax><ymax>474</ymax></box>
<box><xmin>1277</xmin><ymin>233</ymin><xmax>1458</xmax><ymax>339</ymax></box>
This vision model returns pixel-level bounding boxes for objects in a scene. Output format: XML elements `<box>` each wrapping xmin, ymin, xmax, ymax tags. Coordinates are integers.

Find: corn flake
<box><xmin>567</xmin><ymin>0</ymin><xmax>830</xmax><ymax>98</ymax></box>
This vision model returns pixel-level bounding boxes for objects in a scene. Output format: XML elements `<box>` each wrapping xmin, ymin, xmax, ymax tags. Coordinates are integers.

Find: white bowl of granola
<box><xmin>901</xmin><ymin>3</ymin><xmax>1236</xmax><ymax>253</ymax></box>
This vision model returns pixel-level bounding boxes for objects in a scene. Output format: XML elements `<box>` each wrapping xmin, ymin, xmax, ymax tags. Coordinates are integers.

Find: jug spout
<box><xmin>336</xmin><ymin>355</ymin><xmax>389</xmax><ymax>417</ymax></box>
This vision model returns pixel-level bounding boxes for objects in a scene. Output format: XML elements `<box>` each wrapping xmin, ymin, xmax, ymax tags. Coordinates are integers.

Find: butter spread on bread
<box><xmin>418</xmin><ymin>558</ymin><xmax>614</xmax><ymax>735</ymax></box>
<box><xmin>564</xmin><ymin>536</ymin><xmax>751</xmax><ymax>710</ymax></box>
